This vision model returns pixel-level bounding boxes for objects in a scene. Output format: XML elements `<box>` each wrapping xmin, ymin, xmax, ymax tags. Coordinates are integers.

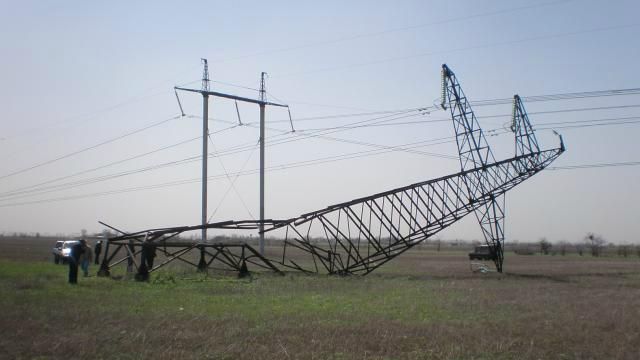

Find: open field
<box><xmin>1</xmin><ymin>236</ymin><xmax>639</xmax><ymax>359</ymax></box>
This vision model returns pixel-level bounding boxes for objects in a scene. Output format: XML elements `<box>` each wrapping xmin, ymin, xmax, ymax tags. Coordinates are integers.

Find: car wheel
<box><xmin>54</xmin><ymin>255</ymin><xmax>59</xmax><ymax>264</ymax></box>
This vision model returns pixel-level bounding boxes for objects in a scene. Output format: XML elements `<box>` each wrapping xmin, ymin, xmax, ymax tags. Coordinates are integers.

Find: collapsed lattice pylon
<box><xmin>98</xmin><ymin>64</ymin><xmax>564</xmax><ymax>278</ymax></box>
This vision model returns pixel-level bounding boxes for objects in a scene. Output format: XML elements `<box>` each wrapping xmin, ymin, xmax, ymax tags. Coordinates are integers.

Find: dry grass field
<box><xmin>1</xmin><ymin>235</ymin><xmax>639</xmax><ymax>359</ymax></box>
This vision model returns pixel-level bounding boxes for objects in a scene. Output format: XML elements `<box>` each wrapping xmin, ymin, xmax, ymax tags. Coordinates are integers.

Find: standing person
<box><xmin>68</xmin><ymin>241</ymin><xmax>84</xmax><ymax>284</ymax></box>
<box><xmin>79</xmin><ymin>239</ymin><xmax>93</xmax><ymax>277</ymax></box>
<box><xmin>145</xmin><ymin>243</ymin><xmax>157</xmax><ymax>269</ymax></box>
<box><xmin>136</xmin><ymin>242</ymin><xmax>156</xmax><ymax>282</ymax></box>
<box><xmin>94</xmin><ymin>240</ymin><xmax>102</xmax><ymax>265</ymax></box>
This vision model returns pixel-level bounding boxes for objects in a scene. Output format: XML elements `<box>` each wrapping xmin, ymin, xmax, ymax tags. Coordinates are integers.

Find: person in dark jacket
<box><xmin>136</xmin><ymin>242</ymin><xmax>157</xmax><ymax>282</ymax></box>
<box><xmin>94</xmin><ymin>240</ymin><xmax>102</xmax><ymax>265</ymax></box>
<box><xmin>68</xmin><ymin>241</ymin><xmax>84</xmax><ymax>284</ymax></box>
<box><xmin>145</xmin><ymin>243</ymin><xmax>157</xmax><ymax>269</ymax></box>
<box><xmin>79</xmin><ymin>240</ymin><xmax>92</xmax><ymax>277</ymax></box>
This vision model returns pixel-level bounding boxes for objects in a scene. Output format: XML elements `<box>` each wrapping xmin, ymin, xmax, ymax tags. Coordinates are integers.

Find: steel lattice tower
<box><xmin>98</xmin><ymin>64</ymin><xmax>565</xmax><ymax>278</ymax></box>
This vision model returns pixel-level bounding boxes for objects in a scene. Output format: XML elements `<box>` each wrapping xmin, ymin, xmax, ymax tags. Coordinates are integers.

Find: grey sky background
<box><xmin>1</xmin><ymin>0</ymin><xmax>639</xmax><ymax>244</ymax></box>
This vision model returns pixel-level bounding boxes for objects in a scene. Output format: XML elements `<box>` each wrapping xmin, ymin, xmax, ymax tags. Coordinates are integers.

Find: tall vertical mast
<box><xmin>259</xmin><ymin>72</ymin><xmax>266</xmax><ymax>255</ymax></box>
<box><xmin>201</xmin><ymin>59</ymin><xmax>210</xmax><ymax>243</ymax></box>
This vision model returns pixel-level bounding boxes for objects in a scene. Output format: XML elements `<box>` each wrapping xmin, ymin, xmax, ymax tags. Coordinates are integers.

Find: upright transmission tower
<box><xmin>98</xmin><ymin>64</ymin><xmax>564</xmax><ymax>278</ymax></box>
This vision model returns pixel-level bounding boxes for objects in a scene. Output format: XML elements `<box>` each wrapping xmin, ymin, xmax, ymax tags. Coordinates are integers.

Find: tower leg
<box><xmin>475</xmin><ymin>195</ymin><xmax>505</xmax><ymax>273</ymax></box>
<box><xmin>97</xmin><ymin>240</ymin><xmax>111</xmax><ymax>277</ymax></box>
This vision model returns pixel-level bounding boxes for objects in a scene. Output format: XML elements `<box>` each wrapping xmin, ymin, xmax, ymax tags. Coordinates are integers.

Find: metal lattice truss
<box><xmin>98</xmin><ymin>64</ymin><xmax>564</xmax><ymax>278</ymax></box>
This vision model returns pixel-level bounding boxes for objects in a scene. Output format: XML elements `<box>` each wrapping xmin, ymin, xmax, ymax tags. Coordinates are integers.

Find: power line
<box><xmin>5</xmin><ymin>105</ymin><xmax>639</xmax><ymax>200</ymax></box>
<box><xmin>208</xmin><ymin>0</ymin><xmax>573</xmax><ymax>65</ymax></box>
<box><xmin>0</xmin><ymin>124</ymin><xmax>239</xmax><ymax>199</ymax></box>
<box><xmin>3</xmin><ymin>110</ymin><xmax>422</xmax><ymax>199</ymax></box>
<box><xmin>0</xmin><ymin>136</ymin><xmax>201</xmax><ymax>198</ymax></box>
<box><xmin>0</xmin><ymin>114</ymin><xmax>183</xmax><ymax>181</ymax></box>
<box><xmin>266</xmin><ymin>91</ymin><xmax>385</xmax><ymax>113</ymax></box>
<box><xmin>8</xmin><ymin>76</ymin><xmax>640</xmax><ymax>188</ymax></box>
<box><xmin>0</xmin><ymin>128</ymin><xmax>458</xmax><ymax>204</ymax></box>
<box><xmin>0</xmin><ymin>138</ymin><xmax>460</xmax><ymax>207</ymax></box>
<box><xmin>3</xmin><ymin>126</ymin><xmax>639</xmax><ymax>207</ymax></box>
<box><xmin>186</xmin><ymin>108</ymin><xmax>431</xmax><ymax>159</ymax></box>
<box><xmin>4</xmin><ymin>87</ymin><xmax>639</xmax><ymax>199</ymax></box>
<box><xmin>5</xmin><ymin>155</ymin><xmax>639</xmax><ymax>208</ymax></box>
<box><xmin>273</xmin><ymin>114</ymin><xmax>640</xmax><ymax>134</ymax></box>
<box><xmin>0</xmin><ymin>155</ymin><xmax>204</xmax><ymax>201</ymax></box>
<box><xmin>8</xmin><ymin>139</ymin><xmax>640</xmax><ymax>208</ymax></box>
<box><xmin>458</xmin><ymin>104</ymin><xmax>640</xmax><ymax>124</ymax></box>
<box><xmin>472</xmin><ymin>89</ymin><xmax>640</xmax><ymax>107</ymax></box>
<box><xmin>243</xmin><ymin>111</ymin><xmax>458</xmax><ymax>160</ymax></box>
<box><xmin>175</xmin><ymin>88</ymin><xmax>640</xmax><ymax>158</ymax></box>
<box><xmin>7</xmin><ymin>86</ymin><xmax>637</xmax><ymax>186</ymax></box>
<box><xmin>277</xmin><ymin>23</ymin><xmax>640</xmax><ymax>78</ymax></box>
<box><xmin>548</xmin><ymin>161</ymin><xmax>640</xmax><ymax>171</ymax></box>
<box><xmin>535</xmin><ymin>118</ymin><xmax>640</xmax><ymax>131</ymax></box>
<box><xmin>260</xmin><ymin>94</ymin><xmax>640</xmax><ymax>125</ymax></box>
<box><xmin>483</xmin><ymin>117</ymin><xmax>640</xmax><ymax>139</ymax></box>
<box><xmin>211</xmin><ymin>79</ymin><xmax>259</xmax><ymax>92</ymax></box>
<box><xmin>253</xmin><ymin>106</ymin><xmax>431</xmax><ymax>124</ymax></box>
<box><xmin>206</xmin><ymin>133</ymin><xmax>256</xmax><ymax>222</ymax></box>
<box><xmin>207</xmin><ymin>144</ymin><xmax>260</xmax><ymax>222</ymax></box>
<box><xmin>296</xmin><ymin>119</ymin><xmax>448</xmax><ymax>131</ymax></box>
<box><xmin>4</xmin><ymin>78</ymin><xmax>201</xmax><ymax>143</ymax></box>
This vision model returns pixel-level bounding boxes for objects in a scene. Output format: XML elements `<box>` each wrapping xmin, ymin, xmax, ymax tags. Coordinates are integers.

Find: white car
<box><xmin>52</xmin><ymin>240</ymin><xmax>80</xmax><ymax>264</ymax></box>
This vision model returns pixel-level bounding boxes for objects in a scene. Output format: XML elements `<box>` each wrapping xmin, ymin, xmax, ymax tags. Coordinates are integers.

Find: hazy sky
<box><xmin>1</xmin><ymin>0</ymin><xmax>639</xmax><ymax>244</ymax></box>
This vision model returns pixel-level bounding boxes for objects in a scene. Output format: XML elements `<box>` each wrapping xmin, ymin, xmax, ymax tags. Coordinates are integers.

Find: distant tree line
<box><xmin>510</xmin><ymin>232</ymin><xmax>639</xmax><ymax>258</ymax></box>
<box><xmin>2</xmin><ymin>231</ymin><xmax>639</xmax><ymax>258</ymax></box>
